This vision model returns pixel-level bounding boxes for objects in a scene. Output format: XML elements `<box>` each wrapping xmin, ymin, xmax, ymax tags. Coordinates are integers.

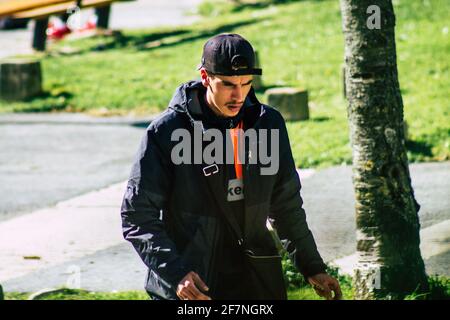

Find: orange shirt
<box><xmin>229</xmin><ymin>121</ymin><xmax>244</xmax><ymax>179</ymax></box>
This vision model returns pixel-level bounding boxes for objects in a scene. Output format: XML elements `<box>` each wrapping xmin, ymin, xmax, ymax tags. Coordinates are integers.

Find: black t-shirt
<box><xmin>197</xmin><ymin>90</ymin><xmax>246</xmax><ymax>275</ymax></box>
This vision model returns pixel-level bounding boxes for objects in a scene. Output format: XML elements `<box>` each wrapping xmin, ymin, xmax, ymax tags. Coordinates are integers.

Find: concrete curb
<box><xmin>0</xmin><ymin>113</ymin><xmax>156</xmax><ymax>126</ymax></box>
<box><xmin>27</xmin><ymin>288</ymin><xmax>65</xmax><ymax>300</ymax></box>
<box><xmin>0</xmin><ymin>181</ymin><xmax>127</xmax><ymax>282</ymax></box>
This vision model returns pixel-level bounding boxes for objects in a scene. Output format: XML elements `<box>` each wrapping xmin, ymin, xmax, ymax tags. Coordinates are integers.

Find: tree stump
<box><xmin>252</xmin><ymin>50</ymin><xmax>263</xmax><ymax>91</ymax></box>
<box><xmin>265</xmin><ymin>87</ymin><xmax>309</xmax><ymax>121</ymax></box>
<box><xmin>0</xmin><ymin>58</ymin><xmax>42</xmax><ymax>101</ymax></box>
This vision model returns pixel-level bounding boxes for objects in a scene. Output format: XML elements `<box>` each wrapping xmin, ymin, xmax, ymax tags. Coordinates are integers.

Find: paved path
<box><xmin>0</xmin><ymin>117</ymin><xmax>150</xmax><ymax>222</ymax></box>
<box><xmin>0</xmin><ymin>150</ymin><xmax>448</xmax><ymax>292</ymax></box>
<box><xmin>301</xmin><ymin>162</ymin><xmax>450</xmax><ymax>264</ymax></box>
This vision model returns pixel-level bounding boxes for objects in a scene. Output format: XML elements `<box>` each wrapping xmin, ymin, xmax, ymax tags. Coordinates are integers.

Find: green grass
<box><xmin>3</xmin><ymin>260</ymin><xmax>447</xmax><ymax>300</ymax></box>
<box><xmin>3</xmin><ymin>287</ymin><xmax>345</xmax><ymax>300</ymax></box>
<box><xmin>404</xmin><ymin>275</ymin><xmax>450</xmax><ymax>300</ymax></box>
<box><xmin>4</xmin><ymin>275</ymin><xmax>447</xmax><ymax>300</ymax></box>
<box><xmin>4</xmin><ymin>289</ymin><xmax>149</xmax><ymax>300</ymax></box>
<box><xmin>0</xmin><ymin>0</ymin><xmax>448</xmax><ymax>168</ymax></box>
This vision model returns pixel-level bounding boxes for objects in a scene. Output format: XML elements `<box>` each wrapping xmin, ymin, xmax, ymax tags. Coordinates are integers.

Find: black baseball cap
<box><xmin>198</xmin><ymin>33</ymin><xmax>262</xmax><ymax>76</ymax></box>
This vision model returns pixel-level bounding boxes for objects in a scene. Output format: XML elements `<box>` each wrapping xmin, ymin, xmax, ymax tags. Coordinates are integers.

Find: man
<box><xmin>121</xmin><ymin>33</ymin><xmax>341</xmax><ymax>300</ymax></box>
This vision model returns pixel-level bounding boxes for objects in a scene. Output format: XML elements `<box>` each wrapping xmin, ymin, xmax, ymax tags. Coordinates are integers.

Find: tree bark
<box><xmin>340</xmin><ymin>0</ymin><xmax>428</xmax><ymax>299</ymax></box>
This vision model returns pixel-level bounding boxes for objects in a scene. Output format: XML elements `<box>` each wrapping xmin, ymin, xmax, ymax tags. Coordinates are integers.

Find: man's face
<box><xmin>201</xmin><ymin>68</ymin><xmax>253</xmax><ymax>118</ymax></box>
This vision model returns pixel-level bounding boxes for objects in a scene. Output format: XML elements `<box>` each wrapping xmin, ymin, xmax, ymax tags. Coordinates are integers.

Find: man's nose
<box><xmin>232</xmin><ymin>86</ymin><xmax>243</xmax><ymax>102</ymax></box>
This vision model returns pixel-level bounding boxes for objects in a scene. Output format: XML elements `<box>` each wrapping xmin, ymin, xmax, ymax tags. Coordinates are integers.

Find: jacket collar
<box><xmin>168</xmin><ymin>80</ymin><xmax>264</xmax><ymax>130</ymax></box>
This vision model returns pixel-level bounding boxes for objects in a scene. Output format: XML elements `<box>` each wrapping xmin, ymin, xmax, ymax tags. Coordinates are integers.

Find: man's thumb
<box><xmin>193</xmin><ymin>272</ymin><xmax>209</xmax><ymax>291</ymax></box>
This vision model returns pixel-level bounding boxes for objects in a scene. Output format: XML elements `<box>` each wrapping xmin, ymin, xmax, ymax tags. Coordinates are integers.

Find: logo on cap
<box><xmin>231</xmin><ymin>55</ymin><xmax>249</xmax><ymax>71</ymax></box>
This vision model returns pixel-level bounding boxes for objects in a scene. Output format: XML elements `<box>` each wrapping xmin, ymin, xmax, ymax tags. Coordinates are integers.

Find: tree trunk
<box><xmin>340</xmin><ymin>0</ymin><xmax>428</xmax><ymax>299</ymax></box>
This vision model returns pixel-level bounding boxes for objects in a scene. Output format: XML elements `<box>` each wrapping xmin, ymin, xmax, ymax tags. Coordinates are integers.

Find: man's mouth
<box><xmin>226</xmin><ymin>103</ymin><xmax>243</xmax><ymax>111</ymax></box>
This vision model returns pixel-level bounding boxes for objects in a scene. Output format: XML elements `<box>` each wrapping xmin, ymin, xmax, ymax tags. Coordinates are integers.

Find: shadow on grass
<box><xmin>26</xmin><ymin>90</ymin><xmax>73</xmax><ymax>101</ymax></box>
<box><xmin>13</xmin><ymin>103</ymin><xmax>68</xmax><ymax>113</ymax></box>
<box><xmin>310</xmin><ymin>116</ymin><xmax>331</xmax><ymax>122</ymax></box>
<box><xmin>67</xmin><ymin>18</ymin><xmax>264</xmax><ymax>54</ymax></box>
<box><xmin>231</xmin><ymin>1</ymin><xmax>273</xmax><ymax>13</ymax></box>
<box><xmin>11</xmin><ymin>90</ymin><xmax>72</xmax><ymax>113</ymax></box>
<box><xmin>406</xmin><ymin>140</ymin><xmax>433</xmax><ymax>158</ymax></box>
<box><xmin>230</xmin><ymin>0</ymin><xmax>331</xmax><ymax>13</ymax></box>
<box><xmin>135</xmin><ymin>19</ymin><xmax>263</xmax><ymax>52</ymax></box>
<box><xmin>89</xmin><ymin>29</ymin><xmax>191</xmax><ymax>52</ymax></box>
<box><xmin>253</xmin><ymin>83</ymin><xmax>291</xmax><ymax>95</ymax></box>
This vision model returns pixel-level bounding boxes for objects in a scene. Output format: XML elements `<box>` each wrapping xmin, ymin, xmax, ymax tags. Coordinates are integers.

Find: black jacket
<box><xmin>121</xmin><ymin>80</ymin><xmax>327</xmax><ymax>300</ymax></box>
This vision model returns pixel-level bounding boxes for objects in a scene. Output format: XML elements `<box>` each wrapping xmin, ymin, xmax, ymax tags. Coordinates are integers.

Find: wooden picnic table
<box><xmin>0</xmin><ymin>0</ymin><xmax>70</xmax><ymax>17</ymax></box>
<box><xmin>10</xmin><ymin>0</ymin><xmax>117</xmax><ymax>19</ymax></box>
<box><xmin>0</xmin><ymin>0</ymin><xmax>133</xmax><ymax>51</ymax></box>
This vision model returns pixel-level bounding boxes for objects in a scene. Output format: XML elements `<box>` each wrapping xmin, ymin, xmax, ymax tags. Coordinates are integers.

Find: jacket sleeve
<box><xmin>121</xmin><ymin>125</ymin><xmax>190</xmax><ymax>291</ymax></box>
<box><xmin>269</xmin><ymin>114</ymin><xmax>327</xmax><ymax>278</ymax></box>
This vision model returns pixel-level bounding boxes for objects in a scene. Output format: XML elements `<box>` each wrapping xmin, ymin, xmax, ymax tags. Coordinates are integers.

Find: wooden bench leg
<box><xmin>32</xmin><ymin>17</ymin><xmax>49</xmax><ymax>51</ymax></box>
<box><xmin>95</xmin><ymin>5</ymin><xmax>111</xmax><ymax>29</ymax></box>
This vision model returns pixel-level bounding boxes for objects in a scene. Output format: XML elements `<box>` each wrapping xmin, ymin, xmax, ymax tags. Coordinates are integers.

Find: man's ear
<box><xmin>200</xmin><ymin>68</ymin><xmax>210</xmax><ymax>88</ymax></box>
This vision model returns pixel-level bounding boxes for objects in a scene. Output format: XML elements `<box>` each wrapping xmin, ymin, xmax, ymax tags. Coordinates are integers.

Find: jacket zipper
<box><xmin>182</xmin><ymin>98</ymin><xmax>267</xmax><ymax>291</ymax></box>
<box><xmin>206</xmin><ymin>219</ymin><xmax>220</xmax><ymax>294</ymax></box>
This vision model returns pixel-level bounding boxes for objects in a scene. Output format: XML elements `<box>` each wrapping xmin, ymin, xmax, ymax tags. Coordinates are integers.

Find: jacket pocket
<box><xmin>177</xmin><ymin>211</ymin><xmax>218</xmax><ymax>288</ymax></box>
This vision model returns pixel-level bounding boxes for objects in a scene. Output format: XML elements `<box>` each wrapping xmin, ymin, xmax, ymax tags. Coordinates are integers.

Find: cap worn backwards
<box><xmin>198</xmin><ymin>33</ymin><xmax>262</xmax><ymax>76</ymax></box>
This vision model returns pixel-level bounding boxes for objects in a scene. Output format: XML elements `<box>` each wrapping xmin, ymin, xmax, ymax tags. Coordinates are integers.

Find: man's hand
<box><xmin>176</xmin><ymin>271</ymin><xmax>211</xmax><ymax>300</ymax></box>
<box><xmin>307</xmin><ymin>273</ymin><xmax>342</xmax><ymax>300</ymax></box>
